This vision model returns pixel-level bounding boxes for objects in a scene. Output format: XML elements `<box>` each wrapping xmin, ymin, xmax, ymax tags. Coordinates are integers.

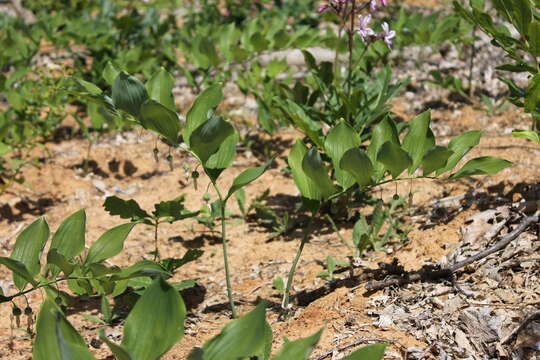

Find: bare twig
<box><xmin>365</xmin><ymin>215</ymin><xmax>539</xmax><ymax>292</ymax></box>
<box><xmin>313</xmin><ymin>337</ymin><xmax>404</xmax><ymax>360</ymax></box>
<box><xmin>501</xmin><ymin>310</ymin><xmax>540</xmax><ymax>345</ymax></box>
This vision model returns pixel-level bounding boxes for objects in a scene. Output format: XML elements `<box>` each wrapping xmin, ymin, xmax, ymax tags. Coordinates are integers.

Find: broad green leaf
<box><xmin>226</xmin><ymin>160</ymin><xmax>273</xmax><ymax>200</ymax></box>
<box><xmin>512</xmin><ymin>129</ymin><xmax>540</xmax><ymax>144</ymax></box>
<box><xmin>85</xmin><ymin>223</ymin><xmax>136</xmax><ymax>265</ymax></box>
<box><xmin>122</xmin><ymin>278</ymin><xmax>186</xmax><ymax>360</ymax></box>
<box><xmin>33</xmin><ymin>298</ymin><xmax>96</xmax><ymax>360</ymax></box>
<box><xmin>340</xmin><ymin>148</ymin><xmax>374</xmax><ymax>188</ymax></box>
<box><xmin>528</xmin><ymin>21</ymin><xmax>540</xmax><ymax>56</ymax></box>
<box><xmin>302</xmin><ymin>148</ymin><xmax>337</xmax><ymax>199</ymax></box>
<box><xmin>324</xmin><ymin>121</ymin><xmax>362</xmax><ymax>188</ymax></box>
<box><xmin>367</xmin><ymin>118</ymin><xmax>399</xmax><ymax>179</ymax></box>
<box><xmin>341</xmin><ymin>343</ymin><xmax>387</xmax><ymax>360</ymax></box>
<box><xmin>352</xmin><ymin>216</ymin><xmax>370</xmax><ymax>257</ymax></box>
<box><xmin>188</xmin><ymin>303</ymin><xmax>268</xmax><ymax>360</ymax></box>
<box><xmin>377</xmin><ymin>142</ymin><xmax>412</xmax><ymax>178</ymax></box>
<box><xmin>421</xmin><ymin>146</ymin><xmax>454</xmax><ymax>176</ymax></box>
<box><xmin>146</xmin><ymin>67</ymin><xmax>175</xmax><ymax>111</ymax></box>
<box><xmin>493</xmin><ymin>0</ymin><xmax>531</xmax><ymax>35</ymax></box>
<box><xmin>283</xmin><ymin>100</ymin><xmax>324</xmax><ymax>148</ymax></box>
<box><xmin>525</xmin><ymin>73</ymin><xmax>540</xmax><ymax>113</ymax></box>
<box><xmin>449</xmin><ymin>156</ymin><xmax>512</xmax><ymax>179</ymax></box>
<box><xmin>402</xmin><ymin>110</ymin><xmax>435</xmax><ymax>173</ymax></box>
<box><xmin>10</xmin><ymin>217</ymin><xmax>49</xmax><ymax>290</ymax></box>
<box><xmin>288</xmin><ymin>140</ymin><xmax>322</xmax><ymax>201</ymax></box>
<box><xmin>110</xmin><ymin>260</ymin><xmax>169</xmax><ymax>281</ymax></box>
<box><xmin>75</xmin><ymin>79</ymin><xmax>102</xmax><ymax>95</ymax></box>
<box><xmin>104</xmin><ymin>196</ymin><xmax>150</xmax><ymax>221</ymax></box>
<box><xmin>139</xmin><ymin>100</ymin><xmax>180</xmax><ymax>145</ymax></box>
<box><xmin>103</xmin><ymin>61</ymin><xmax>120</xmax><ymax>86</ymax></box>
<box><xmin>190</xmin><ymin>116</ymin><xmax>235</xmax><ymax>164</ymax></box>
<box><xmin>272</xmin><ymin>329</ymin><xmax>322</xmax><ymax>360</ymax></box>
<box><xmin>0</xmin><ymin>257</ymin><xmax>37</xmax><ymax>287</ymax></box>
<box><xmin>184</xmin><ymin>85</ymin><xmax>223</xmax><ymax>146</ymax></box>
<box><xmin>112</xmin><ymin>72</ymin><xmax>149</xmax><ymax>118</ymax></box>
<box><xmin>436</xmin><ymin>130</ymin><xmax>481</xmax><ymax>175</ymax></box>
<box><xmin>47</xmin><ymin>249</ymin><xmax>75</xmax><ymax>276</ymax></box>
<box><xmin>204</xmin><ymin>132</ymin><xmax>238</xmax><ymax>180</ymax></box>
<box><xmin>49</xmin><ymin>210</ymin><xmax>85</xmax><ymax>277</ymax></box>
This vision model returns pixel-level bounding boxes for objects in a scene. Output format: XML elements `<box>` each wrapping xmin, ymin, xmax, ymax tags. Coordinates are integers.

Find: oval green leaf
<box><xmin>140</xmin><ymin>99</ymin><xmax>180</xmax><ymax>145</ymax></box>
<box><xmin>324</xmin><ymin>121</ymin><xmax>362</xmax><ymax>188</ymax></box>
<box><xmin>340</xmin><ymin>148</ymin><xmax>374</xmax><ymax>188</ymax></box>
<box><xmin>184</xmin><ymin>85</ymin><xmax>223</xmax><ymax>146</ymax></box>
<box><xmin>190</xmin><ymin>116</ymin><xmax>235</xmax><ymax>165</ymax></box>
<box><xmin>112</xmin><ymin>72</ymin><xmax>149</xmax><ymax>118</ymax></box>
<box><xmin>188</xmin><ymin>302</ymin><xmax>268</xmax><ymax>360</ymax></box>
<box><xmin>448</xmin><ymin>156</ymin><xmax>512</xmax><ymax>179</ymax></box>
<box><xmin>271</xmin><ymin>329</ymin><xmax>322</xmax><ymax>360</ymax></box>
<box><xmin>146</xmin><ymin>67</ymin><xmax>175</xmax><ymax>111</ymax></box>
<box><xmin>85</xmin><ymin>223</ymin><xmax>136</xmax><ymax>265</ymax></box>
<box><xmin>302</xmin><ymin>148</ymin><xmax>337</xmax><ymax>199</ymax></box>
<box><xmin>10</xmin><ymin>217</ymin><xmax>49</xmax><ymax>290</ymax></box>
<box><xmin>122</xmin><ymin>277</ymin><xmax>186</xmax><ymax>360</ymax></box>
<box><xmin>33</xmin><ymin>298</ymin><xmax>96</xmax><ymax>360</ymax></box>
<box><xmin>226</xmin><ymin>160</ymin><xmax>273</xmax><ymax>200</ymax></box>
<box><xmin>376</xmin><ymin>141</ymin><xmax>412</xmax><ymax>179</ymax></box>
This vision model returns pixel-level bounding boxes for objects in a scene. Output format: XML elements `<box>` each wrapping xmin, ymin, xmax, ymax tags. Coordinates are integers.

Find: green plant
<box><xmin>454</xmin><ymin>0</ymin><xmax>540</xmax><ymax>144</ymax></box>
<box><xmin>477</xmin><ymin>94</ymin><xmax>510</xmax><ymax>116</ymax></box>
<box><xmin>181</xmin><ymin>84</ymin><xmax>273</xmax><ymax>318</ymax></box>
<box><xmin>352</xmin><ymin>195</ymin><xmax>412</xmax><ymax>257</ymax></box>
<box><xmin>103</xmin><ymin>195</ymin><xmax>199</xmax><ymax>260</ymax></box>
<box><xmin>282</xmin><ymin>110</ymin><xmax>511</xmax><ymax>311</ymax></box>
<box><xmin>317</xmin><ymin>256</ymin><xmax>349</xmax><ymax>281</ymax></box>
<box><xmin>427</xmin><ymin>70</ymin><xmax>469</xmax><ymax>99</ymax></box>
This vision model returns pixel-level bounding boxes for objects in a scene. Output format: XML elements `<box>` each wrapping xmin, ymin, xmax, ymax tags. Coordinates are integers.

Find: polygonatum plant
<box><xmin>282</xmin><ymin>110</ymin><xmax>512</xmax><ymax>311</ymax></box>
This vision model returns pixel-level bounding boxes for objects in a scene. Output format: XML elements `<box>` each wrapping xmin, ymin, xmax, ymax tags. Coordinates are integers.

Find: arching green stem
<box><xmin>281</xmin><ymin>216</ymin><xmax>316</xmax><ymax>315</ymax></box>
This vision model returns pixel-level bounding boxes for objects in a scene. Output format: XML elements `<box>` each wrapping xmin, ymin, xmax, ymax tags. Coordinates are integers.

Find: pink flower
<box><xmin>318</xmin><ymin>4</ymin><xmax>330</xmax><ymax>13</ymax></box>
<box><xmin>380</xmin><ymin>22</ymin><xmax>395</xmax><ymax>47</ymax></box>
<box><xmin>357</xmin><ymin>14</ymin><xmax>375</xmax><ymax>42</ymax></box>
<box><xmin>317</xmin><ymin>0</ymin><xmax>349</xmax><ymax>15</ymax></box>
<box><xmin>370</xmin><ymin>0</ymin><xmax>388</xmax><ymax>10</ymax></box>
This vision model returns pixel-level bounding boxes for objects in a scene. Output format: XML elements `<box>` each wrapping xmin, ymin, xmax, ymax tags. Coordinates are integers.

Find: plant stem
<box><xmin>468</xmin><ymin>26</ymin><xmax>477</xmax><ymax>97</ymax></box>
<box><xmin>2</xmin><ymin>276</ymin><xmax>91</xmax><ymax>302</ymax></box>
<box><xmin>153</xmin><ymin>219</ymin><xmax>159</xmax><ymax>261</ymax></box>
<box><xmin>213</xmin><ymin>184</ymin><xmax>237</xmax><ymax>318</ymax></box>
<box><xmin>347</xmin><ymin>0</ymin><xmax>357</xmax><ymax>98</ymax></box>
<box><xmin>282</xmin><ymin>216</ymin><xmax>316</xmax><ymax>314</ymax></box>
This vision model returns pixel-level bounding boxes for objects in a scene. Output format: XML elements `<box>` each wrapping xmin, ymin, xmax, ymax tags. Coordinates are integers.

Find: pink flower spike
<box><xmin>381</xmin><ymin>22</ymin><xmax>396</xmax><ymax>47</ymax></box>
<box><xmin>380</xmin><ymin>0</ymin><xmax>388</xmax><ymax>6</ymax></box>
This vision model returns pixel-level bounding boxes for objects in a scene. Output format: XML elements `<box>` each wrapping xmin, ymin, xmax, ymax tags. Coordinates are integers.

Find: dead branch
<box><xmin>365</xmin><ymin>215</ymin><xmax>539</xmax><ymax>292</ymax></box>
